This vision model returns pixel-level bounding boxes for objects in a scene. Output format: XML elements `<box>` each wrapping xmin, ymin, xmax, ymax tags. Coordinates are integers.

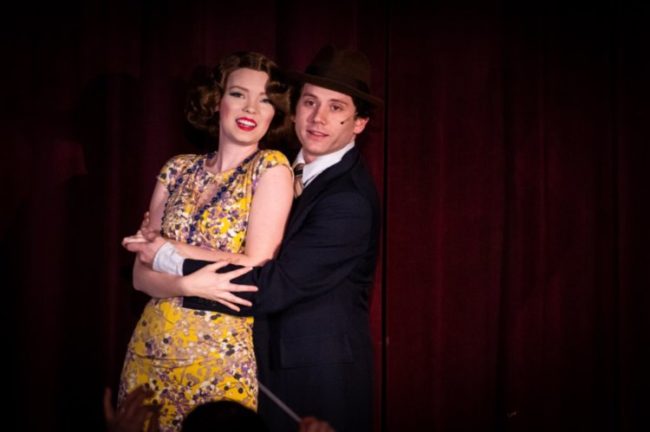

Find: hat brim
<box><xmin>286</xmin><ymin>70</ymin><xmax>384</xmax><ymax>108</ymax></box>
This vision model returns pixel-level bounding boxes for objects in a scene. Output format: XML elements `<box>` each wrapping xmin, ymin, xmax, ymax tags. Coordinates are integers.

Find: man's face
<box><xmin>294</xmin><ymin>84</ymin><xmax>368</xmax><ymax>163</ymax></box>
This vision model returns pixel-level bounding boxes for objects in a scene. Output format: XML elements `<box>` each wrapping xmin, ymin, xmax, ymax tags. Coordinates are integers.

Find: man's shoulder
<box><xmin>321</xmin><ymin>164</ymin><xmax>379</xmax><ymax>215</ymax></box>
<box><xmin>349</xmin><ymin>158</ymin><xmax>379</xmax><ymax>195</ymax></box>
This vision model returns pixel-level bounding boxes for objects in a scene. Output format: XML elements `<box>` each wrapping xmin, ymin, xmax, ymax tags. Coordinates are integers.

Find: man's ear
<box><xmin>353</xmin><ymin>117</ymin><xmax>369</xmax><ymax>134</ymax></box>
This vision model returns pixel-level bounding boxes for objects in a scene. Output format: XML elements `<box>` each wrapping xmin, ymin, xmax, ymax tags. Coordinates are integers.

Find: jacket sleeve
<box><xmin>247</xmin><ymin>189</ymin><xmax>374</xmax><ymax>315</ymax></box>
<box><xmin>182</xmin><ymin>190</ymin><xmax>374</xmax><ymax>316</ymax></box>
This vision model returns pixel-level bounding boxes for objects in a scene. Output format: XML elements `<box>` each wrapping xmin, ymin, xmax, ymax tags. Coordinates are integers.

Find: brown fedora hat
<box><xmin>287</xmin><ymin>45</ymin><xmax>383</xmax><ymax>107</ymax></box>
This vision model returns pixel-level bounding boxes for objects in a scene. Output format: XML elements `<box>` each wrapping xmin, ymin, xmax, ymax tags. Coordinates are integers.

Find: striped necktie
<box><xmin>293</xmin><ymin>162</ymin><xmax>305</xmax><ymax>198</ymax></box>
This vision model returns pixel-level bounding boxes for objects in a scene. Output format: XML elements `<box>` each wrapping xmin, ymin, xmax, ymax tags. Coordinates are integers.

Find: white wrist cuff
<box><xmin>152</xmin><ymin>241</ymin><xmax>185</xmax><ymax>276</ymax></box>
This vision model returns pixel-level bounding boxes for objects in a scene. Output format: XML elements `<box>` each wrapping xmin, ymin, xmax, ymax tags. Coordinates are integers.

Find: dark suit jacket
<box><xmin>183</xmin><ymin>147</ymin><xmax>379</xmax><ymax>432</ymax></box>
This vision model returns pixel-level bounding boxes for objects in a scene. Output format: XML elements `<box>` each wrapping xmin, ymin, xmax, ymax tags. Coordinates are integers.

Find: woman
<box><xmin>118</xmin><ymin>51</ymin><xmax>294</xmax><ymax>431</ymax></box>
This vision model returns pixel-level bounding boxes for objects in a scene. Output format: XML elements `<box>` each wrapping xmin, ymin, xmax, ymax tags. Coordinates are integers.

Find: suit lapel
<box><xmin>286</xmin><ymin>148</ymin><xmax>361</xmax><ymax>237</ymax></box>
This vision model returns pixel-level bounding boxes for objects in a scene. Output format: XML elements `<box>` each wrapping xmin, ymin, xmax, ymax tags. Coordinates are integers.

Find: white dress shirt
<box><xmin>294</xmin><ymin>142</ymin><xmax>356</xmax><ymax>188</ymax></box>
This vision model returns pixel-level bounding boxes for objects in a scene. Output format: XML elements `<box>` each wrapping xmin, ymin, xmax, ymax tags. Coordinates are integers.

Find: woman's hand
<box><xmin>180</xmin><ymin>262</ymin><xmax>257</xmax><ymax>312</ymax></box>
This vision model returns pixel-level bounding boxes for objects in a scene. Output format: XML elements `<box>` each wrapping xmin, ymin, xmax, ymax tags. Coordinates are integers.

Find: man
<box><xmin>140</xmin><ymin>45</ymin><xmax>381</xmax><ymax>432</ymax></box>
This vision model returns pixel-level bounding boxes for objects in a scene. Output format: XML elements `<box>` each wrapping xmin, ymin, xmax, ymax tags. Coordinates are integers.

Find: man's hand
<box><xmin>104</xmin><ymin>386</ymin><xmax>160</xmax><ymax>432</ymax></box>
<box><xmin>122</xmin><ymin>211</ymin><xmax>166</xmax><ymax>266</ymax></box>
<box><xmin>122</xmin><ymin>233</ymin><xmax>166</xmax><ymax>267</ymax></box>
<box><xmin>181</xmin><ymin>261</ymin><xmax>258</xmax><ymax>312</ymax></box>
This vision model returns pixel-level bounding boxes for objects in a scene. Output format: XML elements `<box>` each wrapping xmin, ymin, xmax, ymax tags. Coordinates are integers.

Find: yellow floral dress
<box><xmin>119</xmin><ymin>149</ymin><xmax>289</xmax><ymax>431</ymax></box>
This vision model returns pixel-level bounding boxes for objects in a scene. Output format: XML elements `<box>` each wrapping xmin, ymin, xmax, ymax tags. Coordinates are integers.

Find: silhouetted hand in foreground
<box><xmin>104</xmin><ymin>386</ymin><xmax>160</xmax><ymax>432</ymax></box>
<box><xmin>299</xmin><ymin>416</ymin><xmax>336</xmax><ymax>432</ymax></box>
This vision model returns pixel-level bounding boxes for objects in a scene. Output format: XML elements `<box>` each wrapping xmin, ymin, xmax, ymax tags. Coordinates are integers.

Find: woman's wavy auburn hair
<box><xmin>185</xmin><ymin>51</ymin><xmax>292</xmax><ymax>147</ymax></box>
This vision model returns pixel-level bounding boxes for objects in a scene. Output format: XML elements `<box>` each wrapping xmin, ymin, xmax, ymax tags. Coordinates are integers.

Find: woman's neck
<box><xmin>208</xmin><ymin>143</ymin><xmax>259</xmax><ymax>173</ymax></box>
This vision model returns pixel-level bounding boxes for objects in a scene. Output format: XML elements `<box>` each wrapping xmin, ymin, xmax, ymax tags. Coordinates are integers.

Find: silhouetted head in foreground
<box><xmin>181</xmin><ymin>400</ymin><xmax>269</xmax><ymax>432</ymax></box>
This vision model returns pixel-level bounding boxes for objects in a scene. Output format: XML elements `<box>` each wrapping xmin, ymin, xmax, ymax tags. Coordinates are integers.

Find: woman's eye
<box><xmin>229</xmin><ymin>91</ymin><xmax>244</xmax><ymax>98</ymax></box>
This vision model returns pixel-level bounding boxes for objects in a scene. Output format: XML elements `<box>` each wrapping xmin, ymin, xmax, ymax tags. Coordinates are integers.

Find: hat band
<box><xmin>305</xmin><ymin>65</ymin><xmax>370</xmax><ymax>94</ymax></box>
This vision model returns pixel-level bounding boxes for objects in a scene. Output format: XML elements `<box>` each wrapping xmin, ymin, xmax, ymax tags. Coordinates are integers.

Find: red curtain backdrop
<box><xmin>2</xmin><ymin>1</ymin><xmax>648</xmax><ymax>431</ymax></box>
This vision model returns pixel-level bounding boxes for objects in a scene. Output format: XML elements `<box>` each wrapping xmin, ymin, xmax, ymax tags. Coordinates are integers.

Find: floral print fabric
<box><xmin>118</xmin><ymin>149</ymin><xmax>289</xmax><ymax>431</ymax></box>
